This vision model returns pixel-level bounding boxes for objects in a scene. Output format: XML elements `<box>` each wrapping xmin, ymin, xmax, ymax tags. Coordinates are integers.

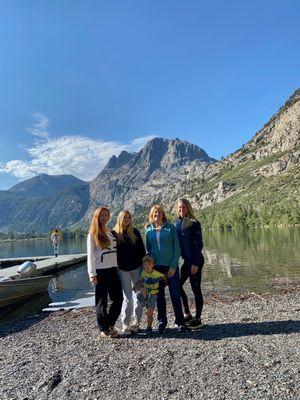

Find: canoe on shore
<box><xmin>0</xmin><ymin>276</ymin><xmax>52</xmax><ymax>308</ymax></box>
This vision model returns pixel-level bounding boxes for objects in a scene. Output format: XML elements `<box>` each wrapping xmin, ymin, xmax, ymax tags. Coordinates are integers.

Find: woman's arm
<box><xmin>135</xmin><ymin>228</ymin><xmax>146</xmax><ymax>261</ymax></box>
<box><xmin>169</xmin><ymin>224</ymin><xmax>181</xmax><ymax>270</ymax></box>
<box><xmin>132</xmin><ymin>278</ymin><xmax>143</xmax><ymax>292</ymax></box>
<box><xmin>146</xmin><ymin>228</ymin><xmax>152</xmax><ymax>256</ymax></box>
<box><xmin>87</xmin><ymin>233</ymin><xmax>97</xmax><ymax>283</ymax></box>
<box><xmin>191</xmin><ymin>220</ymin><xmax>203</xmax><ymax>267</ymax></box>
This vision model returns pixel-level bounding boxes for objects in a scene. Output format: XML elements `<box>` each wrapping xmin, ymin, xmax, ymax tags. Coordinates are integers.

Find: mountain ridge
<box><xmin>87</xmin><ymin>137</ymin><xmax>215</xmax><ymax>218</ymax></box>
<box><xmin>0</xmin><ymin>89</ymin><xmax>299</xmax><ymax>232</ymax></box>
<box><xmin>8</xmin><ymin>174</ymin><xmax>88</xmax><ymax>198</ymax></box>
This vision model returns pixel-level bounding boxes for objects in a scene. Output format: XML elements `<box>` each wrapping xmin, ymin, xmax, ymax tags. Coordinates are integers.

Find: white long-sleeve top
<box><xmin>87</xmin><ymin>232</ymin><xmax>118</xmax><ymax>277</ymax></box>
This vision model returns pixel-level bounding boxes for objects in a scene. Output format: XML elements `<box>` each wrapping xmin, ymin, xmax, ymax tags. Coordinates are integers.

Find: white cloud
<box><xmin>0</xmin><ymin>134</ymin><xmax>155</xmax><ymax>181</ymax></box>
<box><xmin>26</xmin><ymin>113</ymin><xmax>49</xmax><ymax>139</ymax></box>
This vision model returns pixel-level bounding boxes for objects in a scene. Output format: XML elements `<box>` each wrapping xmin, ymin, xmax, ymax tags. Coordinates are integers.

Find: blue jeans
<box><xmin>154</xmin><ymin>265</ymin><xmax>184</xmax><ymax>327</ymax></box>
<box><xmin>118</xmin><ymin>268</ymin><xmax>142</xmax><ymax>327</ymax></box>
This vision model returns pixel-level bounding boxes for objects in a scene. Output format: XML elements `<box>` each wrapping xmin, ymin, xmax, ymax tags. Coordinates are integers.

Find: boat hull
<box><xmin>0</xmin><ymin>276</ymin><xmax>52</xmax><ymax>308</ymax></box>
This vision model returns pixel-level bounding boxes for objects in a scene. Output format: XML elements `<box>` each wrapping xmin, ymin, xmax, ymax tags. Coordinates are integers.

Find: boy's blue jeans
<box><xmin>154</xmin><ymin>265</ymin><xmax>185</xmax><ymax>327</ymax></box>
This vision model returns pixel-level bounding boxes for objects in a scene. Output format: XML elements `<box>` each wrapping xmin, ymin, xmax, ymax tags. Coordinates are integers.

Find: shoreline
<box><xmin>1</xmin><ymin>223</ymin><xmax>300</xmax><ymax>243</ymax></box>
<box><xmin>0</xmin><ymin>237</ymin><xmax>47</xmax><ymax>243</ymax></box>
<box><xmin>0</xmin><ymin>287</ymin><xmax>299</xmax><ymax>400</ymax></box>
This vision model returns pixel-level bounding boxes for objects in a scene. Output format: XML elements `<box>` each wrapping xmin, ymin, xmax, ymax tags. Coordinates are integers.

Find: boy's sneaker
<box><xmin>145</xmin><ymin>327</ymin><xmax>153</xmax><ymax>335</ymax></box>
<box><xmin>189</xmin><ymin>318</ymin><xmax>203</xmax><ymax>330</ymax></box>
<box><xmin>130</xmin><ymin>324</ymin><xmax>140</xmax><ymax>334</ymax></box>
<box><xmin>178</xmin><ymin>324</ymin><xmax>191</xmax><ymax>333</ymax></box>
<box><xmin>157</xmin><ymin>323</ymin><xmax>166</xmax><ymax>334</ymax></box>
<box><xmin>184</xmin><ymin>314</ymin><xmax>193</xmax><ymax>325</ymax></box>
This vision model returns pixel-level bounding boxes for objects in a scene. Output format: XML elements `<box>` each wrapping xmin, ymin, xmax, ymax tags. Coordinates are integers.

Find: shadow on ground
<box><xmin>126</xmin><ymin>320</ymin><xmax>300</xmax><ymax>340</ymax></box>
<box><xmin>1</xmin><ymin>317</ymin><xmax>299</xmax><ymax>340</ymax></box>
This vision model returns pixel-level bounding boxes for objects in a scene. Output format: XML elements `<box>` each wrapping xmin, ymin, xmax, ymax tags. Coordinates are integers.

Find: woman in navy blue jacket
<box><xmin>174</xmin><ymin>198</ymin><xmax>205</xmax><ymax>329</ymax></box>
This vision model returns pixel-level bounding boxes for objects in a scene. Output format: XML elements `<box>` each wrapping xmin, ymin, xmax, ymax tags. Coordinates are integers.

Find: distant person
<box><xmin>50</xmin><ymin>229</ymin><xmax>60</xmax><ymax>257</ymax></box>
<box><xmin>87</xmin><ymin>207</ymin><xmax>123</xmax><ymax>339</ymax></box>
<box><xmin>133</xmin><ymin>255</ymin><xmax>167</xmax><ymax>334</ymax></box>
<box><xmin>57</xmin><ymin>225</ymin><xmax>63</xmax><ymax>242</ymax></box>
<box><xmin>112</xmin><ymin>210</ymin><xmax>146</xmax><ymax>336</ymax></box>
<box><xmin>175</xmin><ymin>198</ymin><xmax>205</xmax><ymax>329</ymax></box>
<box><xmin>145</xmin><ymin>204</ymin><xmax>189</xmax><ymax>333</ymax></box>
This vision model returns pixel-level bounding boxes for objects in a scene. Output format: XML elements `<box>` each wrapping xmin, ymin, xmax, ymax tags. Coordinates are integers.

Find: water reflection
<box><xmin>0</xmin><ymin>227</ymin><xmax>299</xmax><ymax>321</ymax></box>
<box><xmin>51</xmin><ymin>276</ymin><xmax>64</xmax><ymax>292</ymax></box>
<box><xmin>202</xmin><ymin>227</ymin><xmax>300</xmax><ymax>294</ymax></box>
<box><xmin>49</xmin><ymin>264</ymin><xmax>93</xmax><ymax>304</ymax></box>
<box><xmin>0</xmin><ymin>237</ymin><xmax>86</xmax><ymax>259</ymax></box>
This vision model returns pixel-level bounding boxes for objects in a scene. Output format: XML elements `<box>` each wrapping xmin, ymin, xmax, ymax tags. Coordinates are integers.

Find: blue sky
<box><xmin>0</xmin><ymin>0</ymin><xmax>299</xmax><ymax>190</ymax></box>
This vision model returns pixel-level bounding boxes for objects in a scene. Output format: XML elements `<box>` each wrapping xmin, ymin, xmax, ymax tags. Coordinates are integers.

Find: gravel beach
<box><xmin>0</xmin><ymin>288</ymin><xmax>299</xmax><ymax>400</ymax></box>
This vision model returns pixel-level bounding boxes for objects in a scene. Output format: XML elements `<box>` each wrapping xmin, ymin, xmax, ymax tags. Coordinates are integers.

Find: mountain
<box><xmin>87</xmin><ymin>90</ymin><xmax>300</xmax><ymax>228</ymax></box>
<box><xmin>8</xmin><ymin>174</ymin><xmax>87</xmax><ymax>197</ymax></box>
<box><xmin>87</xmin><ymin>137</ymin><xmax>215</xmax><ymax>218</ymax></box>
<box><xmin>184</xmin><ymin>89</ymin><xmax>300</xmax><ymax>227</ymax></box>
<box><xmin>0</xmin><ymin>175</ymin><xmax>89</xmax><ymax>233</ymax></box>
<box><xmin>1</xmin><ymin>89</ymin><xmax>299</xmax><ymax>233</ymax></box>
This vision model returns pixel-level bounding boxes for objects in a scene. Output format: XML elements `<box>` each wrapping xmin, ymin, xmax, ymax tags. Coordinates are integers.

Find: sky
<box><xmin>0</xmin><ymin>0</ymin><xmax>299</xmax><ymax>190</ymax></box>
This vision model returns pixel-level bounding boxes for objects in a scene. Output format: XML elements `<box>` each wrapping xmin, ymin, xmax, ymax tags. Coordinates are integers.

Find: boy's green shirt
<box><xmin>140</xmin><ymin>269</ymin><xmax>167</xmax><ymax>295</ymax></box>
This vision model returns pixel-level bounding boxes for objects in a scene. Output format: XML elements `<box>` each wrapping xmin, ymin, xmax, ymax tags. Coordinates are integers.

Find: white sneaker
<box><xmin>122</xmin><ymin>325</ymin><xmax>132</xmax><ymax>336</ymax></box>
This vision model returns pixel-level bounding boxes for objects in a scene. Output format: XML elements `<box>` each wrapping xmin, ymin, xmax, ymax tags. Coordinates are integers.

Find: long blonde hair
<box><xmin>113</xmin><ymin>210</ymin><xmax>137</xmax><ymax>243</ymax></box>
<box><xmin>176</xmin><ymin>198</ymin><xmax>197</xmax><ymax>220</ymax></box>
<box><xmin>89</xmin><ymin>207</ymin><xmax>111</xmax><ymax>249</ymax></box>
<box><xmin>146</xmin><ymin>204</ymin><xmax>168</xmax><ymax>227</ymax></box>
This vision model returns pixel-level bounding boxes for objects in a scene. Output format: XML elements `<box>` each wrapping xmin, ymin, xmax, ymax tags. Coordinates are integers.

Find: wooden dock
<box><xmin>0</xmin><ymin>254</ymin><xmax>87</xmax><ymax>279</ymax></box>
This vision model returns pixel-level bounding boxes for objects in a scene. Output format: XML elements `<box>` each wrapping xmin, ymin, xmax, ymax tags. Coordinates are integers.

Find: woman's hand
<box><xmin>167</xmin><ymin>268</ymin><xmax>176</xmax><ymax>278</ymax></box>
<box><xmin>90</xmin><ymin>275</ymin><xmax>98</xmax><ymax>285</ymax></box>
<box><xmin>191</xmin><ymin>265</ymin><xmax>198</xmax><ymax>275</ymax></box>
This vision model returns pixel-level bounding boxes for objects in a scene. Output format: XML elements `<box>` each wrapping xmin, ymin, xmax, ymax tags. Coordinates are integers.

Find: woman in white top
<box><xmin>87</xmin><ymin>207</ymin><xmax>123</xmax><ymax>338</ymax></box>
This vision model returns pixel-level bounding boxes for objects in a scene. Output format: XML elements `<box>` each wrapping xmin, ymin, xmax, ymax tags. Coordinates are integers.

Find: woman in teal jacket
<box><xmin>146</xmin><ymin>204</ymin><xmax>189</xmax><ymax>333</ymax></box>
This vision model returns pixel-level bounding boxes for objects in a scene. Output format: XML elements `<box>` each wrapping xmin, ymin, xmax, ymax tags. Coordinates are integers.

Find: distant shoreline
<box><xmin>0</xmin><ymin>237</ymin><xmax>47</xmax><ymax>243</ymax></box>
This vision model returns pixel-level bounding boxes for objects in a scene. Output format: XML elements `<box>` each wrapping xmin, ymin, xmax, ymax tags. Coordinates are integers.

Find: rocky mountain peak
<box><xmin>105</xmin><ymin>150</ymin><xmax>135</xmax><ymax>170</ymax></box>
<box><xmin>134</xmin><ymin>137</ymin><xmax>215</xmax><ymax>171</ymax></box>
<box><xmin>87</xmin><ymin>137</ymin><xmax>215</xmax><ymax>217</ymax></box>
<box><xmin>161</xmin><ymin>138</ymin><xmax>215</xmax><ymax>168</ymax></box>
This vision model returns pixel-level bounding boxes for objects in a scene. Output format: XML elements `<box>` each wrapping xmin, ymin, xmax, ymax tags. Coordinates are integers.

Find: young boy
<box><xmin>133</xmin><ymin>255</ymin><xmax>167</xmax><ymax>334</ymax></box>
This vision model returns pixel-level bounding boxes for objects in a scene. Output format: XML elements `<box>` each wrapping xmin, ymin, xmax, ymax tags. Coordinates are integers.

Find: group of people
<box><xmin>87</xmin><ymin>199</ymin><xmax>205</xmax><ymax>338</ymax></box>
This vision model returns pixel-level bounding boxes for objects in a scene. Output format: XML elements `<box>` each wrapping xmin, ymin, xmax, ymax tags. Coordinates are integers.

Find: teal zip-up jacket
<box><xmin>146</xmin><ymin>222</ymin><xmax>181</xmax><ymax>270</ymax></box>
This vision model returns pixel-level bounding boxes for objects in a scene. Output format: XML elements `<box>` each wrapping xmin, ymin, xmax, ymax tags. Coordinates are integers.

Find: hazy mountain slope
<box><xmin>8</xmin><ymin>174</ymin><xmax>87</xmax><ymax>197</ymax></box>
<box><xmin>0</xmin><ymin>182</ymin><xmax>89</xmax><ymax>233</ymax></box>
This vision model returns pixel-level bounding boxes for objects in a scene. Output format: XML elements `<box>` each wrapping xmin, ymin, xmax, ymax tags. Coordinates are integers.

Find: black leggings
<box><xmin>179</xmin><ymin>261</ymin><xmax>203</xmax><ymax>319</ymax></box>
<box><xmin>95</xmin><ymin>267</ymin><xmax>123</xmax><ymax>332</ymax></box>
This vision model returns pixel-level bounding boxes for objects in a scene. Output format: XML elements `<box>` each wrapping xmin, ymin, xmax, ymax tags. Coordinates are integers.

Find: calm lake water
<box><xmin>0</xmin><ymin>228</ymin><xmax>299</xmax><ymax>321</ymax></box>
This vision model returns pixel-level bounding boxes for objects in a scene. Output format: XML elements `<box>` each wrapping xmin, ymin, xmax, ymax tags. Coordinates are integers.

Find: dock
<box><xmin>0</xmin><ymin>253</ymin><xmax>87</xmax><ymax>279</ymax></box>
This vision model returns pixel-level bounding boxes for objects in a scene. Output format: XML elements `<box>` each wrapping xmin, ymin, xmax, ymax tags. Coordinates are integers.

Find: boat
<box><xmin>0</xmin><ymin>275</ymin><xmax>52</xmax><ymax>308</ymax></box>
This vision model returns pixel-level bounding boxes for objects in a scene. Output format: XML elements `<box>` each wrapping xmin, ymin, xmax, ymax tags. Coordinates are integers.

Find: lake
<box><xmin>0</xmin><ymin>227</ymin><xmax>299</xmax><ymax>321</ymax></box>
